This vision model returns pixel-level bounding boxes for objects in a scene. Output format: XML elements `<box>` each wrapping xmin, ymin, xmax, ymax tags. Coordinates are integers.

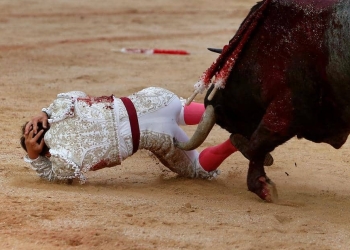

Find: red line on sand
<box><xmin>120</xmin><ymin>48</ymin><xmax>190</xmax><ymax>55</ymax></box>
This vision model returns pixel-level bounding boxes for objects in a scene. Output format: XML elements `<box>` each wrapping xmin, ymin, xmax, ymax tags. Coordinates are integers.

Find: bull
<box><xmin>175</xmin><ymin>0</ymin><xmax>350</xmax><ymax>202</ymax></box>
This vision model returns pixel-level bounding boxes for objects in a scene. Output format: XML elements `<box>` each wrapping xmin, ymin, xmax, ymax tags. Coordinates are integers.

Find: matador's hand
<box><xmin>24</xmin><ymin>129</ymin><xmax>45</xmax><ymax>159</ymax></box>
<box><xmin>24</xmin><ymin>112</ymin><xmax>48</xmax><ymax>135</ymax></box>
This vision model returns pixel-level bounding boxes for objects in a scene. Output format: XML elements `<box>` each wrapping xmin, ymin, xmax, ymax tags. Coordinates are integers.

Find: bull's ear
<box><xmin>207</xmin><ymin>48</ymin><xmax>222</xmax><ymax>54</ymax></box>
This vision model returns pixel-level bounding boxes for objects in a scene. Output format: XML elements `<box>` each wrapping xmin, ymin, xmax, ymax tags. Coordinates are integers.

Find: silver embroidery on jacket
<box><xmin>128</xmin><ymin>87</ymin><xmax>175</xmax><ymax>117</ymax></box>
<box><xmin>43</xmin><ymin>93</ymin><xmax>121</xmax><ymax>182</ymax></box>
<box><xmin>139</xmin><ymin>130</ymin><xmax>196</xmax><ymax>178</ymax></box>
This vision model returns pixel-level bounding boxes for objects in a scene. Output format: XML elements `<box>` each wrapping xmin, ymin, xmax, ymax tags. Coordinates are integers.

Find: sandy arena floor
<box><xmin>1</xmin><ymin>0</ymin><xmax>350</xmax><ymax>249</ymax></box>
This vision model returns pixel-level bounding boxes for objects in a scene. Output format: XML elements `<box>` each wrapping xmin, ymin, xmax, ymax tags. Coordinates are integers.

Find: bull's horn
<box><xmin>207</xmin><ymin>48</ymin><xmax>223</xmax><ymax>54</ymax></box>
<box><xmin>174</xmin><ymin>105</ymin><xmax>216</xmax><ymax>150</ymax></box>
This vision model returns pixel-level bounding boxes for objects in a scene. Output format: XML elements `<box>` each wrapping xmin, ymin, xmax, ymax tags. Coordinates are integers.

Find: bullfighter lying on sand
<box><xmin>20</xmin><ymin>87</ymin><xmax>273</xmax><ymax>183</ymax></box>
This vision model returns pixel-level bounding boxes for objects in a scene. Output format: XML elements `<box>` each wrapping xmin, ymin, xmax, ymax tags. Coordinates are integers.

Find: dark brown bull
<box><xmin>175</xmin><ymin>0</ymin><xmax>350</xmax><ymax>201</ymax></box>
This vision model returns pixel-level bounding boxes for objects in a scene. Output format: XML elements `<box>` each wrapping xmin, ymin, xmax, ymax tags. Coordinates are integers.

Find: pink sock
<box><xmin>199</xmin><ymin>139</ymin><xmax>238</xmax><ymax>171</ymax></box>
<box><xmin>184</xmin><ymin>102</ymin><xmax>205</xmax><ymax>125</ymax></box>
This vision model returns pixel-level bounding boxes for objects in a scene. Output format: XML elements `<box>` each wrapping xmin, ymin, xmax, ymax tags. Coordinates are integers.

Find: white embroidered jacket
<box><xmin>25</xmin><ymin>91</ymin><xmax>121</xmax><ymax>182</ymax></box>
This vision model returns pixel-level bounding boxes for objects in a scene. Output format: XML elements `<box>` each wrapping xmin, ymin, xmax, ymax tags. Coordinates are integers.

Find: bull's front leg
<box><xmin>245</xmin><ymin>92</ymin><xmax>294</xmax><ymax>202</ymax></box>
<box><xmin>230</xmin><ymin>133</ymin><xmax>278</xmax><ymax>202</ymax></box>
<box><xmin>247</xmin><ymin>159</ymin><xmax>278</xmax><ymax>202</ymax></box>
<box><xmin>245</xmin><ymin>130</ymin><xmax>281</xmax><ymax>202</ymax></box>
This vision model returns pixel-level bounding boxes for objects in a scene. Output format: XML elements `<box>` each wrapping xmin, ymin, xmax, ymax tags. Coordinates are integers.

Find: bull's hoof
<box><xmin>230</xmin><ymin>134</ymin><xmax>274</xmax><ymax>166</ymax></box>
<box><xmin>253</xmin><ymin>176</ymin><xmax>278</xmax><ymax>202</ymax></box>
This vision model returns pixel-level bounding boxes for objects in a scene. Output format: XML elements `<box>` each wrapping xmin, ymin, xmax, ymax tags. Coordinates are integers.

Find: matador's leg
<box><xmin>178</xmin><ymin>101</ymin><xmax>205</xmax><ymax>125</ymax></box>
<box><xmin>198</xmin><ymin>139</ymin><xmax>237</xmax><ymax>172</ymax></box>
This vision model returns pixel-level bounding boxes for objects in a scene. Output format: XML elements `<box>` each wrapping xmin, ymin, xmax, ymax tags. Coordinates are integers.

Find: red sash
<box><xmin>120</xmin><ymin>97</ymin><xmax>140</xmax><ymax>154</ymax></box>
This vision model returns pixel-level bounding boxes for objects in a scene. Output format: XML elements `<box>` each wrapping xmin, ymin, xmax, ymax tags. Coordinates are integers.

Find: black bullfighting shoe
<box><xmin>230</xmin><ymin>134</ymin><xmax>274</xmax><ymax>166</ymax></box>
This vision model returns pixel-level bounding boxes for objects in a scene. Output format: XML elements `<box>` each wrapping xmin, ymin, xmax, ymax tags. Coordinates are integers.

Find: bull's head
<box><xmin>174</xmin><ymin>105</ymin><xmax>216</xmax><ymax>150</ymax></box>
